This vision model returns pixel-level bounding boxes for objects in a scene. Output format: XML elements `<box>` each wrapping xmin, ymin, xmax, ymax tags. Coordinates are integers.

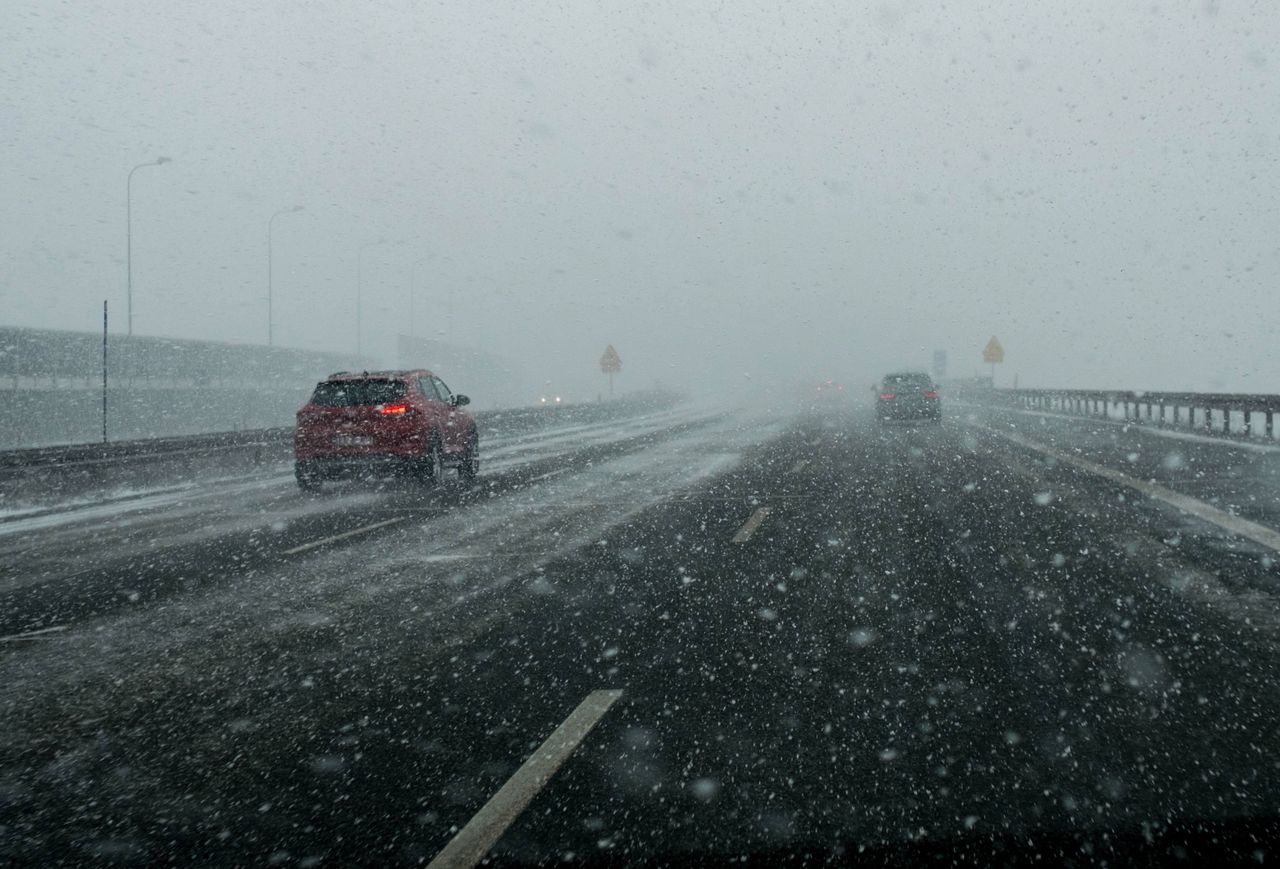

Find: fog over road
<box><xmin>1</xmin><ymin>400</ymin><xmax>1278</xmax><ymax>865</ymax></box>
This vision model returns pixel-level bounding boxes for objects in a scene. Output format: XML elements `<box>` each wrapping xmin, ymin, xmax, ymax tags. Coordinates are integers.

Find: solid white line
<box><xmin>985</xmin><ymin>426</ymin><xmax>1280</xmax><ymax>554</ymax></box>
<box><xmin>731</xmin><ymin>507</ymin><xmax>771</xmax><ymax>543</ymax></box>
<box><xmin>790</xmin><ymin>459</ymin><xmax>808</xmax><ymax>473</ymax></box>
<box><xmin>281</xmin><ymin>517</ymin><xmax>405</xmax><ymax>556</ymax></box>
<box><xmin>529</xmin><ymin>468</ymin><xmax>571</xmax><ymax>483</ymax></box>
<box><xmin>427</xmin><ymin>689</ymin><xmax>623</xmax><ymax>869</ymax></box>
<box><xmin>0</xmin><ymin>625</ymin><xmax>68</xmax><ymax>642</ymax></box>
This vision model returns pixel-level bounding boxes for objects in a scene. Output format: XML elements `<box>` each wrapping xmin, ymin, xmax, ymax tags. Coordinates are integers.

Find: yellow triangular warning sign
<box><xmin>982</xmin><ymin>336</ymin><xmax>1004</xmax><ymax>364</ymax></box>
<box><xmin>600</xmin><ymin>345</ymin><xmax>622</xmax><ymax>374</ymax></box>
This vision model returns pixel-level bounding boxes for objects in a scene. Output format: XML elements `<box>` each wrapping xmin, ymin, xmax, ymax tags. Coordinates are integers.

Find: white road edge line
<box><xmin>0</xmin><ymin>625</ymin><xmax>68</xmax><ymax>643</ymax></box>
<box><xmin>732</xmin><ymin>506</ymin><xmax>771</xmax><ymax>544</ymax></box>
<box><xmin>281</xmin><ymin>517</ymin><xmax>406</xmax><ymax>556</ymax></box>
<box><xmin>529</xmin><ymin>468</ymin><xmax>572</xmax><ymax>483</ymax></box>
<box><xmin>984</xmin><ymin>426</ymin><xmax>1280</xmax><ymax>554</ymax></box>
<box><xmin>427</xmin><ymin>688</ymin><xmax>624</xmax><ymax>869</ymax></box>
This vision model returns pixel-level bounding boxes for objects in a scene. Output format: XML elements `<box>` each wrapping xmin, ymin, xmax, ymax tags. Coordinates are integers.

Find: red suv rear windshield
<box><xmin>310</xmin><ymin>379</ymin><xmax>406</xmax><ymax>407</ymax></box>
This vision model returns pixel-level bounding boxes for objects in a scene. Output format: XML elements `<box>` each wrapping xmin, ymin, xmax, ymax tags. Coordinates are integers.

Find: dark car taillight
<box><xmin>923</xmin><ymin>390</ymin><xmax>939</xmax><ymax>399</ymax></box>
<box><xmin>879</xmin><ymin>392</ymin><xmax>896</xmax><ymax>400</ymax></box>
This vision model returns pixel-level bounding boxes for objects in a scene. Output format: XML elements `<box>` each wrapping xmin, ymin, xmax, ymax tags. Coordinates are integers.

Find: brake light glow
<box><xmin>923</xmin><ymin>390</ymin><xmax>939</xmax><ymax>399</ymax></box>
<box><xmin>879</xmin><ymin>392</ymin><xmax>896</xmax><ymax>400</ymax></box>
<box><xmin>379</xmin><ymin>403</ymin><xmax>408</xmax><ymax>415</ymax></box>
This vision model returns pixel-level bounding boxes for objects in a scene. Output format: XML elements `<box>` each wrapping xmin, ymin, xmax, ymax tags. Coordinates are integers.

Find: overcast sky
<box><xmin>3</xmin><ymin>0</ymin><xmax>1277</xmax><ymax>396</ymax></box>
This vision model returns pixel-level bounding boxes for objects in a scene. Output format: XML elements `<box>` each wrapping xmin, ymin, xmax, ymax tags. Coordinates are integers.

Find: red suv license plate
<box><xmin>332</xmin><ymin>434</ymin><xmax>373</xmax><ymax>447</ymax></box>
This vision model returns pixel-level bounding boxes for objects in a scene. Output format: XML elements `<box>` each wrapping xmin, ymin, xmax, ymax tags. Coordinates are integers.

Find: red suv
<box><xmin>293</xmin><ymin>370</ymin><xmax>478</xmax><ymax>491</ymax></box>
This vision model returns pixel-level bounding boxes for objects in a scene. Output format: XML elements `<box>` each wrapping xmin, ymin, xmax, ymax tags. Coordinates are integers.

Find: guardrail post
<box><xmin>1204</xmin><ymin>408</ymin><xmax>1212</xmax><ymax>432</ymax></box>
<box><xmin>1223</xmin><ymin>410</ymin><xmax>1231</xmax><ymax>435</ymax></box>
<box><xmin>1267</xmin><ymin>411</ymin><xmax>1275</xmax><ymax>440</ymax></box>
<box><xmin>1244</xmin><ymin>410</ymin><xmax>1252</xmax><ymax>438</ymax></box>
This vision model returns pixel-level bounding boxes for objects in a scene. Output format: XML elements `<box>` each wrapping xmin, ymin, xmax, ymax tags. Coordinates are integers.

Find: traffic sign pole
<box><xmin>982</xmin><ymin>336</ymin><xmax>1004</xmax><ymax>387</ymax></box>
<box><xmin>599</xmin><ymin>344</ymin><xmax>622</xmax><ymax>399</ymax></box>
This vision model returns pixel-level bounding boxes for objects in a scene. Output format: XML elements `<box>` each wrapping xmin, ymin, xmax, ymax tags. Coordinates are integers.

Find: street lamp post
<box><xmin>126</xmin><ymin>156</ymin><xmax>172</xmax><ymax>336</ymax></box>
<box><xmin>267</xmin><ymin>205</ymin><xmax>304</xmax><ymax>346</ymax></box>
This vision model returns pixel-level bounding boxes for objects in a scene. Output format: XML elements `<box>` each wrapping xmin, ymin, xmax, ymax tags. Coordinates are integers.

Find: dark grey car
<box><xmin>876</xmin><ymin>372</ymin><xmax>942</xmax><ymax>422</ymax></box>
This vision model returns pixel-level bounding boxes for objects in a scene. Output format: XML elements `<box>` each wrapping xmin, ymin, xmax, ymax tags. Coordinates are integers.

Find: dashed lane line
<box><xmin>789</xmin><ymin>459</ymin><xmax>808</xmax><ymax>473</ymax></box>
<box><xmin>427</xmin><ymin>689</ymin><xmax>624</xmax><ymax>869</ymax></box>
<box><xmin>280</xmin><ymin>517</ymin><xmax>406</xmax><ymax>556</ymax></box>
<box><xmin>731</xmin><ymin>507</ymin><xmax>772</xmax><ymax>543</ymax></box>
<box><xmin>984</xmin><ymin>426</ymin><xmax>1280</xmax><ymax>554</ymax></box>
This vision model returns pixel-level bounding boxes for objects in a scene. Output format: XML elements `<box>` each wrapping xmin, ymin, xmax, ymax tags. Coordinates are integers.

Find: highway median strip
<box><xmin>281</xmin><ymin>517</ymin><xmax>406</xmax><ymax>556</ymax></box>
<box><xmin>732</xmin><ymin>506</ymin><xmax>772</xmax><ymax>543</ymax></box>
<box><xmin>427</xmin><ymin>688</ymin><xmax>623</xmax><ymax>869</ymax></box>
<box><xmin>984</xmin><ymin>426</ymin><xmax>1280</xmax><ymax>554</ymax></box>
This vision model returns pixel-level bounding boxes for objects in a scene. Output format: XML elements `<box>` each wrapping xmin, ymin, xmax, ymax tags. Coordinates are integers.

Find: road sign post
<box><xmin>982</xmin><ymin>336</ymin><xmax>1004</xmax><ymax>385</ymax></box>
<box><xmin>599</xmin><ymin>344</ymin><xmax>622</xmax><ymax>399</ymax></box>
<box><xmin>103</xmin><ymin>301</ymin><xmax>109</xmax><ymax>443</ymax></box>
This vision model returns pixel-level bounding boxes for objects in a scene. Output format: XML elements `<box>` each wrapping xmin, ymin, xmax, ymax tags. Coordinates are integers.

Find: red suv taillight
<box><xmin>379</xmin><ymin>403</ymin><xmax>409</xmax><ymax>415</ymax></box>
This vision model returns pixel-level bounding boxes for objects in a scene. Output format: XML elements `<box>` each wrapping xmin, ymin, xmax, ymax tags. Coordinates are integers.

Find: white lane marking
<box><xmin>427</xmin><ymin>689</ymin><xmax>623</xmax><ymax>869</ymax></box>
<box><xmin>986</xmin><ymin>426</ymin><xmax>1280</xmax><ymax>554</ymax></box>
<box><xmin>0</xmin><ymin>625</ymin><xmax>68</xmax><ymax>643</ymax></box>
<box><xmin>529</xmin><ymin>468</ymin><xmax>571</xmax><ymax>483</ymax></box>
<box><xmin>281</xmin><ymin>517</ymin><xmax>405</xmax><ymax>556</ymax></box>
<box><xmin>789</xmin><ymin>459</ymin><xmax>808</xmax><ymax>473</ymax></box>
<box><xmin>731</xmin><ymin>507</ymin><xmax>771</xmax><ymax>543</ymax></box>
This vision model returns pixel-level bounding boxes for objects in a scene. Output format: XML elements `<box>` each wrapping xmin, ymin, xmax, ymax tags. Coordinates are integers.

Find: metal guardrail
<box><xmin>993</xmin><ymin>388</ymin><xmax>1280</xmax><ymax>440</ymax></box>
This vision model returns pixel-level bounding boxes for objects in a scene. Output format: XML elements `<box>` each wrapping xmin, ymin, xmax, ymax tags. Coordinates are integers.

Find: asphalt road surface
<box><xmin>2</xmin><ymin>400</ymin><xmax>1279</xmax><ymax>865</ymax></box>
